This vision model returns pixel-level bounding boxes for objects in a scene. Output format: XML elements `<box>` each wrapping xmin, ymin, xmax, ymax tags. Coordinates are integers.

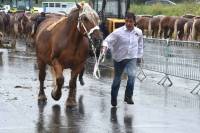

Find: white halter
<box><xmin>77</xmin><ymin>4</ymin><xmax>100</xmax><ymax>37</ymax></box>
<box><xmin>76</xmin><ymin>2</ymin><xmax>103</xmax><ymax>79</ymax></box>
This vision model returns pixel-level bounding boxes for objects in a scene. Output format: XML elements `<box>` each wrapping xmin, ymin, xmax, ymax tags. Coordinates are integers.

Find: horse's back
<box><xmin>35</xmin><ymin>16</ymin><xmax>63</xmax><ymax>62</ymax></box>
<box><xmin>35</xmin><ymin>17</ymin><xmax>62</xmax><ymax>41</ymax></box>
<box><xmin>151</xmin><ymin>16</ymin><xmax>162</xmax><ymax>28</ymax></box>
<box><xmin>161</xmin><ymin>16</ymin><xmax>176</xmax><ymax>27</ymax></box>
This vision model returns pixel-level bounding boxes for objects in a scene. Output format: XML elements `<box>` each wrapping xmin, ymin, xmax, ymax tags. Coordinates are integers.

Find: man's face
<box><xmin>125</xmin><ymin>18</ymin><xmax>135</xmax><ymax>31</ymax></box>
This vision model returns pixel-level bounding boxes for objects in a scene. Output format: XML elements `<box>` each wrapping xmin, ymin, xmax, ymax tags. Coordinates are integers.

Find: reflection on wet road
<box><xmin>0</xmin><ymin>43</ymin><xmax>200</xmax><ymax>133</ymax></box>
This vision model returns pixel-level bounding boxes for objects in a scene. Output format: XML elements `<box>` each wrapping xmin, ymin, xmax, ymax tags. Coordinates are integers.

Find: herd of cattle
<box><xmin>136</xmin><ymin>14</ymin><xmax>200</xmax><ymax>41</ymax></box>
<box><xmin>0</xmin><ymin>11</ymin><xmax>200</xmax><ymax>47</ymax></box>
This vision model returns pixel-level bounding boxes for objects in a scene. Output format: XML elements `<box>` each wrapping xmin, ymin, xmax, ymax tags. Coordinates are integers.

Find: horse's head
<box><xmin>75</xmin><ymin>2</ymin><xmax>103</xmax><ymax>54</ymax></box>
<box><xmin>21</xmin><ymin>13</ymin><xmax>31</xmax><ymax>33</ymax></box>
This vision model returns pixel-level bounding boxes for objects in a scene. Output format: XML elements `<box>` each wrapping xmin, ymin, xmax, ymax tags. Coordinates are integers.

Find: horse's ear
<box><xmin>75</xmin><ymin>0</ymin><xmax>81</xmax><ymax>9</ymax></box>
<box><xmin>88</xmin><ymin>0</ymin><xmax>94</xmax><ymax>8</ymax></box>
<box><xmin>76</xmin><ymin>3</ymin><xmax>81</xmax><ymax>9</ymax></box>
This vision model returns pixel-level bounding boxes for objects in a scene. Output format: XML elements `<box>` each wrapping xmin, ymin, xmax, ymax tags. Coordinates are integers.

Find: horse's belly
<box><xmin>60</xmin><ymin>55</ymin><xmax>87</xmax><ymax>69</ymax></box>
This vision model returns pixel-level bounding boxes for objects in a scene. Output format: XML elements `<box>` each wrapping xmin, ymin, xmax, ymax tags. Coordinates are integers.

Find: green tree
<box><xmin>133</xmin><ymin>0</ymin><xmax>146</xmax><ymax>4</ymax></box>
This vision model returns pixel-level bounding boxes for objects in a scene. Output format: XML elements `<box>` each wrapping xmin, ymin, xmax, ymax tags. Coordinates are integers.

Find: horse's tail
<box><xmin>173</xmin><ymin>18</ymin><xmax>179</xmax><ymax>40</ymax></box>
<box><xmin>0</xmin><ymin>32</ymin><xmax>4</xmax><ymax>38</ymax></box>
<box><xmin>0</xmin><ymin>32</ymin><xmax>4</xmax><ymax>43</ymax></box>
<box><xmin>158</xmin><ymin>18</ymin><xmax>162</xmax><ymax>38</ymax></box>
<box><xmin>14</xmin><ymin>23</ymin><xmax>18</xmax><ymax>37</ymax></box>
<box><xmin>188</xmin><ymin>22</ymin><xmax>193</xmax><ymax>41</ymax></box>
<box><xmin>148</xmin><ymin>19</ymin><xmax>152</xmax><ymax>38</ymax></box>
<box><xmin>183</xmin><ymin>22</ymin><xmax>189</xmax><ymax>40</ymax></box>
<box><xmin>31</xmin><ymin>23</ymin><xmax>35</xmax><ymax>36</ymax></box>
<box><xmin>183</xmin><ymin>22</ymin><xmax>188</xmax><ymax>35</ymax></box>
<box><xmin>20</xmin><ymin>17</ymin><xmax>24</xmax><ymax>33</ymax></box>
<box><xmin>192</xmin><ymin>19</ymin><xmax>197</xmax><ymax>41</ymax></box>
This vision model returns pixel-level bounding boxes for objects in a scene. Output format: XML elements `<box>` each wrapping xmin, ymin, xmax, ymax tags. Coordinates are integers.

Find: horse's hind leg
<box><xmin>66</xmin><ymin>70</ymin><xmax>78</xmax><ymax>107</ymax></box>
<box><xmin>79</xmin><ymin>67</ymin><xmax>85</xmax><ymax>86</ymax></box>
<box><xmin>38</xmin><ymin>60</ymin><xmax>47</xmax><ymax>101</ymax></box>
<box><xmin>155</xmin><ymin>29</ymin><xmax>159</xmax><ymax>38</ymax></box>
<box><xmin>159</xmin><ymin>28</ymin><xmax>163</xmax><ymax>39</ymax></box>
<box><xmin>164</xmin><ymin>28</ymin><xmax>168</xmax><ymax>39</ymax></box>
<box><xmin>51</xmin><ymin>59</ymin><xmax>64</xmax><ymax>101</ymax></box>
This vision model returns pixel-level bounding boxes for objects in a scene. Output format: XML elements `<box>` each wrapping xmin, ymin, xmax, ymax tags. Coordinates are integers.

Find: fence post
<box><xmin>157</xmin><ymin>39</ymin><xmax>173</xmax><ymax>87</ymax></box>
<box><xmin>137</xmin><ymin>66</ymin><xmax>146</xmax><ymax>81</ymax></box>
<box><xmin>190</xmin><ymin>82</ymin><xmax>200</xmax><ymax>94</ymax></box>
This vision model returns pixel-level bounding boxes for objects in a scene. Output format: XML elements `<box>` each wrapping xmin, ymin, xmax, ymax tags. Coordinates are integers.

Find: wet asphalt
<box><xmin>0</xmin><ymin>42</ymin><xmax>200</xmax><ymax>133</ymax></box>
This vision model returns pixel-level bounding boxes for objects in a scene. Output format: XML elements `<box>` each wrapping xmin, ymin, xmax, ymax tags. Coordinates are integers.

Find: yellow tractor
<box><xmin>91</xmin><ymin>0</ymin><xmax>131</xmax><ymax>36</ymax></box>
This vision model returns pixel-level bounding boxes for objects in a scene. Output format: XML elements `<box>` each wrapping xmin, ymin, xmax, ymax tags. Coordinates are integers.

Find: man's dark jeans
<box><xmin>111</xmin><ymin>58</ymin><xmax>137</xmax><ymax>99</ymax></box>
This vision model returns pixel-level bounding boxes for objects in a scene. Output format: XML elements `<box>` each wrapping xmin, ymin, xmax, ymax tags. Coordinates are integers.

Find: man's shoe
<box><xmin>124</xmin><ymin>96</ymin><xmax>134</xmax><ymax>104</ymax></box>
<box><xmin>111</xmin><ymin>97</ymin><xmax>117</xmax><ymax>106</ymax></box>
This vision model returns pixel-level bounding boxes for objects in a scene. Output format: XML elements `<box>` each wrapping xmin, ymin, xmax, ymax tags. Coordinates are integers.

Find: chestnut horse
<box><xmin>192</xmin><ymin>17</ymin><xmax>200</xmax><ymax>41</ymax></box>
<box><xmin>136</xmin><ymin>16</ymin><xmax>152</xmax><ymax>37</ymax></box>
<box><xmin>184</xmin><ymin>20</ymin><xmax>193</xmax><ymax>41</ymax></box>
<box><xmin>35</xmin><ymin>2</ymin><xmax>103</xmax><ymax>107</ymax></box>
<box><xmin>174</xmin><ymin>17</ymin><xmax>189</xmax><ymax>40</ymax></box>
<box><xmin>159</xmin><ymin>16</ymin><xmax>177</xmax><ymax>39</ymax></box>
<box><xmin>148</xmin><ymin>15</ymin><xmax>164</xmax><ymax>38</ymax></box>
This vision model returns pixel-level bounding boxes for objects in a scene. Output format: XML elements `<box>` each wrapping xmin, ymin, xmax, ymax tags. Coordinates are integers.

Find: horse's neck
<box><xmin>66</xmin><ymin>17</ymin><xmax>84</xmax><ymax>43</ymax></box>
<box><xmin>69</xmin><ymin>28</ymin><xmax>84</xmax><ymax>49</ymax></box>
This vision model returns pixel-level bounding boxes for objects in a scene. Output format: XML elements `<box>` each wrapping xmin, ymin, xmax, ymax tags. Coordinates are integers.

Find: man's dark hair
<box><xmin>41</xmin><ymin>12</ymin><xmax>45</xmax><ymax>17</ymax></box>
<box><xmin>125</xmin><ymin>12</ymin><xmax>136</xmax><ymax>22</ymax></box>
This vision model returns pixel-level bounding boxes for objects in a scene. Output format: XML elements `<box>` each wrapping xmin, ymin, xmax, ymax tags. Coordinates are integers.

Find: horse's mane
<box><xmin>69</xmin><ymin>2</ymin><xmax>100</xmax><ymax>25</ymax></box>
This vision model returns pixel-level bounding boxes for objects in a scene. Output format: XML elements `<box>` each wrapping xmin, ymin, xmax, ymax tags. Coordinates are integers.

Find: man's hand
<box><xmin>100</xmin><ymin>46</ymin><xmax>107</xmax><ymax>54</ymax></box>
<box><xmin>99</xmin><ymin>46</ymin><xmax>107</xmax><ymax>62</ymax></box>
<box><xmin>137</xmin><ymin>58</ymin><xmax>143</xmax><ymax>66</ymax></box>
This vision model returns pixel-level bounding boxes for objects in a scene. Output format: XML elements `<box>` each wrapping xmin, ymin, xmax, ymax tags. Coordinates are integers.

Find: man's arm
<box><xmin>101</xmin><ymin>32</ymin><xmax>118</xmax><ymax>54</ymax></box>
<box><xmin>137</xmin><ymin>33</ymin><xmax>144</xmax><ymax>58</ymax></box>
<box><xmin>137</xmin><ymin>32</ymin><xmax>144</xmax><ymax>65</ymax></box>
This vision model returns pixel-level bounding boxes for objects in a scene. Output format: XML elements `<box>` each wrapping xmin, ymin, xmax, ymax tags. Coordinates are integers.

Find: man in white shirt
<box><xmin>101</xmin><ymin>12</ymin><xmax>143</xmax><ymax>107</ymax></box>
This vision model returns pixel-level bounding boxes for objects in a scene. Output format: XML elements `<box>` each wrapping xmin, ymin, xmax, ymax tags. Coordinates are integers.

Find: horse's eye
<box><xmin>82</xmin><ymin>17</ymin><xmax>89</xmax><ymax>22</ymax></box>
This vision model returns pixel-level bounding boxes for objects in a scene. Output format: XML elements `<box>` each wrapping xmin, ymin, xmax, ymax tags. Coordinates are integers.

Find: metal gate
<box><xmin>142</xmin><ymin>38</ymin><xmax>200</xmax><ymax>94</ymax></box>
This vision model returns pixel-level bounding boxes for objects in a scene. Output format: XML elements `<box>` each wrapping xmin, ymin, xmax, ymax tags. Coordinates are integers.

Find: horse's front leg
<box><xmin>51</xmin><ymin>59</ymin><xmax>64</xmax><ymax>101</ymax></box>
<box><xmin>66</xmin><ymin>69</ymin><xmax>79</xmax><ymax>107</ymax></box>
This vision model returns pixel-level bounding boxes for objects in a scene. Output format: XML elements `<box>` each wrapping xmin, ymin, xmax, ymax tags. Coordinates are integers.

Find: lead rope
<box><xmin>79</xmin><ymin>20</ymin><xmax>103</xmax><ymax>79</ymax></box>
<box><xmin>91</xmin><ymin>44</ymin><xmax>101</xmax><ymax>79</ymax></box>
<box><xmin>93</xmin><ymin>48</ymin><xmax>105</xmax><ymax>79</ymax></box>
<box><xmin>91</xmin><ymin>41</ymin><xmax>106</xmax><ymax>79</ymax></box>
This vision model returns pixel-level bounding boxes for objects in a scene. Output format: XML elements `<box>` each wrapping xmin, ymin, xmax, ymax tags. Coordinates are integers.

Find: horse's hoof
<box><xmin>66</xmin><ymin>99</ymin><xmax>77</xmax><ymax>107</ymax></box>
<box><xmin>38</xmin><ymin>94</ymin><xmax>47</xmax><ymax>101</ymax></box>
<box><xmin>79</xmin><ymin>79</ymin><xmax>85</xmax><ymax>86</ymax></box>
<box><xmin>38</xmin><ymin>99</ymin><xmax>47</xmax><ymax>106</ymax></box>
<box><xmin>51</xmin><ymin>89</ymin><xmax>62</xmax><ymax>101</ymax></box>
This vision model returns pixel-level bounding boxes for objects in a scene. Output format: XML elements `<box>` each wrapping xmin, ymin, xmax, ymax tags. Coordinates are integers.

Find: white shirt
<box><xmin>102</xmin><ymin>25</ymin><xmax>143</xmax><ymax>62</ymax></box>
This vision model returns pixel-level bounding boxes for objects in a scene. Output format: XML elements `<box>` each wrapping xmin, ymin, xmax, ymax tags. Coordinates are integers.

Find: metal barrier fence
<box><xmin>142</xmin><ymin>38</ymin><xmax>200</xmax><ymax>94</ymax></box>
<box><xmin>86</xmin><ymin>38</ymin><xmax>200</xmax><ymax>94</ymax></box>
